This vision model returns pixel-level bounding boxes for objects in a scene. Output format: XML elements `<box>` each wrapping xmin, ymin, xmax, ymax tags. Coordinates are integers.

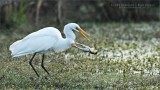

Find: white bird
<box><xmin>9</xmin><ymin>23</ymin><xmax>90</xmax><ymax>77</ymax></box>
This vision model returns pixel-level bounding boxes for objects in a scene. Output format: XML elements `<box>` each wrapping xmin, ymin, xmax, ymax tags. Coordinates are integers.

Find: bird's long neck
<box><xmin>53</xmin><ymin>27</ymin><xmax>75</xmax><ymax>52</ymax></box>
<box><xmin>63</xmin><ymin>26</ymin><xmax>76</xmax><ymax>40</ymax></box>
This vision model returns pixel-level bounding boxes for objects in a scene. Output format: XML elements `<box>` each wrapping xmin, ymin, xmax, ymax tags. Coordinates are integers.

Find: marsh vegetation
<box><xmin>0</xmin><ymin>22</ymin><xmax>160</xmax><ymax>89</ymax></box>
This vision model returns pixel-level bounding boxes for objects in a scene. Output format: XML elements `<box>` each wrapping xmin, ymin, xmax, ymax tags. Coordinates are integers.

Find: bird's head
<box><xmin>65</xmin><ymin>23</ymin><xmax>90</xmax><ymax>41</ymax></box>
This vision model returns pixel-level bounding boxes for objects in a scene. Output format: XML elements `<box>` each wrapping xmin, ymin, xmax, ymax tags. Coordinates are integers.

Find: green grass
<box><xmin>0</xmin><ymin>22</ymin><xmax>160</xmax><ymax>89</ymax></box>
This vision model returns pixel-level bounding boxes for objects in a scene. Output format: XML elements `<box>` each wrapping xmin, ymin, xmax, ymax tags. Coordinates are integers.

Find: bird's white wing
<box><xmin>23</xmin><ymin>27</ymin><xmax>62</xmax><ymax>40</ymax></box>
<box><xmin>9</xmin><ymin>27</ymin><xmax>62</xmax><ymax>57</ymax></box>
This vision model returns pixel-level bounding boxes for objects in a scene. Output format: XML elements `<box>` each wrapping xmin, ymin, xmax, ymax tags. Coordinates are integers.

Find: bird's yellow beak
<box><xmin>78</xmin><ymin>28</ymin><xmax>90</xmax><ymax>41</ymax></box>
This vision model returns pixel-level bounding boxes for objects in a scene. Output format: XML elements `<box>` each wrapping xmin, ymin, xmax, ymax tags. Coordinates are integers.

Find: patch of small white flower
<box><xmin>65</xmin><ymin>38</ymin><xmax>160</xmax><ymax>75</ymax></box>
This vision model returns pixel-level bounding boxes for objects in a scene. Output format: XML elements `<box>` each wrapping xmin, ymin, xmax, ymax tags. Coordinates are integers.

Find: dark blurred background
<box><xmin>0</xmin><ymin>0</ymin><xmax>159</xmax><ymax>29</ymax></box>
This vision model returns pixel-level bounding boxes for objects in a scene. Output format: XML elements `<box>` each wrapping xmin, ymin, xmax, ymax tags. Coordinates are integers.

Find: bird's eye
<box><xmin>75</xmin><ymin>27</ymin><xmax>79</xmax><ymax>30</ymax></box>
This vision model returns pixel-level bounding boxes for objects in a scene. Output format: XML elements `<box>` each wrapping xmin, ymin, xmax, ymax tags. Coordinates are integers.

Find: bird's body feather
<box><xmin>10</xmin><ymin>27</ymin><xmax>74</xmax><ymax>57</ymax></box>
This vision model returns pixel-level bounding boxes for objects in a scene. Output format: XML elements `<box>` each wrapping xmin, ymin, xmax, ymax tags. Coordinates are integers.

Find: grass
<box><xmin>0</xmin><ymin>22</ymin><xmax>160</xmax><ymax>89</ymax></box>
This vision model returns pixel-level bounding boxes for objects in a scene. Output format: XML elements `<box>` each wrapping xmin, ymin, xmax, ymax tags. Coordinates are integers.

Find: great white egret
<box><xmin>9</xmin><ymin>23</ymin><xmax>91</xmax><ymax>77</ymax></box>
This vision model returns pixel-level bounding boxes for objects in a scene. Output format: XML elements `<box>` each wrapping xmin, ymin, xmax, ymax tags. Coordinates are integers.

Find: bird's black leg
<box><xmin>41</xmin><ymin>54</ymin><xmax>50</xmax><ymax>75</ymax></box>
<box><xmin>29</xmin><ymin>53</ymin><xmax>39</xmax><ymax>77</ymax></box>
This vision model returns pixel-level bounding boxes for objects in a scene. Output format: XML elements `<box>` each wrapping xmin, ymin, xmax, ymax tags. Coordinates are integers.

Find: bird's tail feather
<box><xmin>9</xmin><ymin>40</ymin><xmax>22</xmax><ymax>57</ymax></box>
